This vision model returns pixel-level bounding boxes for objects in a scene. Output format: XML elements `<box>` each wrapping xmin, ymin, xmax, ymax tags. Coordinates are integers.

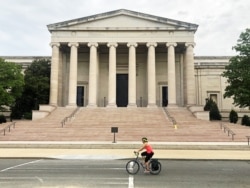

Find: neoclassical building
<box><xmin>1</xmin><ymin>9</ymin><xmax>240</xmax><ymax>113</ymax></box>
<box><xmin>47</xmin><ymin>9</ymin><xmax>199</xmax><ymax>108</ymax></box>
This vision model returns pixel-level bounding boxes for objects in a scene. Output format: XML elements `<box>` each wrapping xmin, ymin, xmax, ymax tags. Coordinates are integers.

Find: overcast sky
<box><xmin>0</xmin><ymin>0</ymin><xmax>249</xmax><ymax>56</ymax></box>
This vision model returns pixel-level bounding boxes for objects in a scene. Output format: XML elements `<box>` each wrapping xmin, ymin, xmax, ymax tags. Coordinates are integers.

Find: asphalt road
<box><xmin>0</xmin><ymin>158</ymin><xmax>249</xmax><ymax>188</ymax></box>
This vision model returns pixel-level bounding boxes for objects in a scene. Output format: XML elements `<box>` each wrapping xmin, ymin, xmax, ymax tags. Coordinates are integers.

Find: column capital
<box><xmin>127</xmin><ymin>42</ymin><xmax>138</xmax><ymax>48</ymax></box>
<box><xmin>185</xmin><ymin>42</ymin><xmax>196</xmax><ymax>47</ymax></box>
<box><xmin>146</xmin><ymin>42</ymin><xmax>157</xmax><ymax>48</ymax></box>
<box><xmin>68</xmin><ymin>42</ymin><xmax>79</xmax><ymax>47</ymax></box>
<box><xmin>50</xmin><ymin>42</ymin><xmax>60</xmax><ymax>48</ymax></box>
<box><xmin>107</xmin><ymin>42</ymin><xmax>118</xmax><ymax>48</ymax></box>
<box><xmin>88</xmin><ymin>42</ymin><xmax>98</xmax><ymax>48</ymax></box>
<box><xmin>166</xmin><ymin>42</ymin><xmax>177</xmax><ymax>47</ymax></box>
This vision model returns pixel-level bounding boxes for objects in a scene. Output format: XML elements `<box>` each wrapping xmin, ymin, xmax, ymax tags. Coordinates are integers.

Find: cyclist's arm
<box><xmin>137</xmin><ymin>143</ymin><xmax>146</xmax><ymax>152</ymax></box>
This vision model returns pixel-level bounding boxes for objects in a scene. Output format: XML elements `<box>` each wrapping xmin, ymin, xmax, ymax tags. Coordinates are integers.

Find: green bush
<box><xmin>0</xmin><ymin>114</ymin><xmax>7</xmax><ymax>123</ymax></box>
<box><xmin>229</xmin><ymin>110</ymin><xmax>238</xmax><ymax>124</ymax></box>
<box><xmin>241</xmin><ymin>115</ymin><xmax>250</xmax><ymax>126</ymax></box>
<box><xmin>204</xmin><ymin>98</ymin><xmax>222</xmax><ymax>120</ymax></box>
<box><xmin>23</xmin><ymin>112</ymin><xmax>32</xmax><ymax>120</ymax></box>
<box><xmin>204</xmin><ymin>98</ymin><xmax>213</xmax><ymax>111</ymax></box>
<box><xmin>209</xmin><ymin>101</ymin><xmax>222</xmax><ymax>120</ymax></box>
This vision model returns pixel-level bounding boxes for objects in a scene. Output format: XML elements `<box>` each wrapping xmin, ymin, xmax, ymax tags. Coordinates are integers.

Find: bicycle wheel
<box><xmin>149</xmin><ymin>160</ymin><xmax>161</xmax><ymax>175</ymax></box>
<box><xmin>126</xmin><ymin>160</ymin><xmax>140</xmax><ymax>174</ymax></box>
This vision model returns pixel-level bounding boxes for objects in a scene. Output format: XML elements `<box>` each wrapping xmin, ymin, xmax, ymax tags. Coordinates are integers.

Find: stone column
<box><xmin>146</xmin><ymin>42</ymin><xmax>157</xmax><ymax>107</ymax></box>
<box><xmin>87</xmin><ymin>42</ymin><xmax>98</xmax><ymax>107</ymax></box>
<box><xmin>107</xmin><ymin>42</ymin><xmax>118</xmax><ymax>107</ymax></box>
<box><xmin>49</xmin><ymin>42</ymin><xmax>60</xmax><ymax>106</ymax></box>
<box><xmin>166</xmin><ymin>42</ymin><xmax>177</xmax><ymax>106</ymax></box>
<box><xmin>67</xmin><ymin>42</ymin><xmax>79</xmax><ymax>107</ymax></box>
<box><xmin>185</xmin><ymin>42</ymin><xmax>196</xmax><ymax>105</ymax></box>
<box><xmin>127</xmin><ymin>43</ymin><xmax>138</xmax><ymax>107</ymax></box>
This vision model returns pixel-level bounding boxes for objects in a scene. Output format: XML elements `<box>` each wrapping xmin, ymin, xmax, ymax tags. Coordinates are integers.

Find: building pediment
<box><xmin>47</xmin><ymin>9</ymin><xmax>198</xmax><ymax>32</ymax></box>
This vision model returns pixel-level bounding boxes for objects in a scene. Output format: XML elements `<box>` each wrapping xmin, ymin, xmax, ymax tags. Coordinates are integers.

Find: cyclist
<box><xmin>136</xmin><ymin>137</ymin><xmax>154</xmax><ymax>173</ymax></box>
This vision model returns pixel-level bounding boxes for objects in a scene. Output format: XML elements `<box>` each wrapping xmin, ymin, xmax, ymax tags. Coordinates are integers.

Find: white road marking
<box><xmin>35</xmin><ymin>176</ymin><xmax>44</xmax><ymax>183</ymax></box>
<box><xmin>128</xmin><ymin>175</ymin><xmax>134</xmax><ymax>188</ymax></box>
<box><xmin>0</xmin><ymin>159</ymin><xmax>42</xmax><ymax>172</ymax></box>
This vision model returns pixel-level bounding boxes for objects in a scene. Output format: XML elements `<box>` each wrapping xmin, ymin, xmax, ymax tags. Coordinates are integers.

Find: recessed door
<box><xmin>116</xmin><ymin>74</ymin><xmax>128</xmax><ymax>107</ymax></box>
<box><xmin>77</xmin><ymin>86</ymin><xmax>84</xmax><ymax>106</ymax></box>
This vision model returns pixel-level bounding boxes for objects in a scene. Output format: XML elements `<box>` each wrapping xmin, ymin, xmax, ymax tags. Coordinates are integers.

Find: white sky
<box><xmin>0</xmin><ymin>0</ymin><xmax>249</xmax><ymax>56</ymax></box>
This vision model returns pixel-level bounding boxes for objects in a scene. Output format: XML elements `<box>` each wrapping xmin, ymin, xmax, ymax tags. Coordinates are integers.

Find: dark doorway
<box><xmin>162</xmin><ymin>86</ymin><xmax>168</xmax><ymax>107</ymax></box>
<box><xmin>77</xmin><ymin>86</ymin><xmax>84</xmax><ymax>106</ymax></box>
<box><xmin>116</xmin><ymin>74</ymin><xmax>128</xmax><ymax>107</ymax></box>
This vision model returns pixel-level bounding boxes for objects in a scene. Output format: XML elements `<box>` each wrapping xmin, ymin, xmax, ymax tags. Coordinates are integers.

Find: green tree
<box><xmin>222</xmin><ymin>28</ymin><xmax>250</xmax><ymax>108</ymax></box>
<box><xmin>11</xmin><ymin>59</ymin><xmax>51</xmax><ymax>119</ymax></box>
<box><xmin>0</xmin><ymin>58</ymin><xmax>24</xmax><ymax>111</ymax></box>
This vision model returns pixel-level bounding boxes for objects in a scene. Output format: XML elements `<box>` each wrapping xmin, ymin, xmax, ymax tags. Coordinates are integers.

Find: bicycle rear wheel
<box><xmin>149</xmin><ymin>160</ymin><xmax>162</xmax><ymax>175</ymax></box>
<box><xmin>126</xmin><ymin>160</ymin><xmax>140</xmax><ymax>174</ymax></box>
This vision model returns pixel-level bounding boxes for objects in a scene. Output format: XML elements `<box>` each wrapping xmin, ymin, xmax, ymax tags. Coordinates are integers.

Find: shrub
<box><xmin>229</xmin><ymin>110</ymin><xmax>238</xmax><ymax>124</ymax></box>
<box><xmin>23</xmin><ymin>112</ymin><xmax>32</xmax><ymax>120</ymax></box>
<box><xmin>242</xmin><ymin>115</ymin><xmax>250</xmax><ymax>126</ymax></box>
<box><xmin>204</xmin><ymin>98</ymin><xmax>213</xmax><ymax>111</ymax></box>
<box><xmin>0</xmin><ymin>114</ymin><xmax>7</xmax><ymax>123</ymax></box>
<box><xmin>209</xmin><ymin>101</ymin><xmax>222</xmax><ymax>120</ymax></box>
<box><xmin>204</xmin><ymin>98</ymin><xmax>222</xmax><ymax>120</ymax></box>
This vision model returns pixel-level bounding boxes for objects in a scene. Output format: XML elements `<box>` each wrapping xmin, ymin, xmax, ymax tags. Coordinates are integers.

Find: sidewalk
<box><xmin>0</xmin><ymin>141</ymin><xmax>249</xmax><ymax>160</ymax></box>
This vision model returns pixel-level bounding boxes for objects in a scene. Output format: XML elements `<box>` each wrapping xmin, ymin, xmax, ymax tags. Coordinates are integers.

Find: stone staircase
<box><xmin>0</xmin><ymin>107</ymin><xmax>249</xmax><ymax>142</ymax></box>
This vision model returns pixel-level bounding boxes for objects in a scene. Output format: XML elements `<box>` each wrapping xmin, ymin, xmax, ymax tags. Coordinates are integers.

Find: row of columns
<box><xmin>49</xmin><ymin>42</ymin><xmax>195</xmax><ymax>107</ymax></box>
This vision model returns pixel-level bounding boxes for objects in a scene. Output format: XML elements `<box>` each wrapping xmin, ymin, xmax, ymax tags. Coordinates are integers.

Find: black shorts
<box><xmin>141</xmin><ymin>151</ymin><xmax>154</xmax><ymax>162</ymax></box>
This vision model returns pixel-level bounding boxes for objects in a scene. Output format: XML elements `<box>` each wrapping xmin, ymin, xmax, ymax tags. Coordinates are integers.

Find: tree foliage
<box><xmin>0</xmin><ymin>58</ymin><xmax>24</xmax><ymax>111</ymax></box>
<box><xmin>11</xmin><ymin>59</ymin><xmax>51</xmax><ymax>119</ymax></box>
<box><xmin>222</xmin><ymin>28</ymin><xmax>250</xmax><ymax>108</ymax></box>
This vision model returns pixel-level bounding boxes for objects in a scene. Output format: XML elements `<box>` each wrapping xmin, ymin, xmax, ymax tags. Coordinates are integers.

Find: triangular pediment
<box><xmin>47</xmin><ymin>9</ymin><xmax>198</xmax><ymax>32</ymax></box>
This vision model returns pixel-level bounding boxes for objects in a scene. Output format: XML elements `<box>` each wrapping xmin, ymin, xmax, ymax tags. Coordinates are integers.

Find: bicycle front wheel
<box><xmin>126</xmin><ymin>160</ymin><xmax>140</xmax><ymax>174</ymax></box>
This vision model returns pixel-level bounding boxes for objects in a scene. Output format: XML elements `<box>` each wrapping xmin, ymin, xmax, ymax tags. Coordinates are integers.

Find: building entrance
<box><xmin>162</xmin><ymin>86</ymin><xmax>168</xmax><ymax>107</ymax></box>
<box><xmin>77</xmin><ymin>86</ymin><xmax>84</xmax><ymax>106</ymax></box>
<box><xmin>116</xmin><ymin>74</ymin><xmax>128</xmax><ymax>107</ymax></box>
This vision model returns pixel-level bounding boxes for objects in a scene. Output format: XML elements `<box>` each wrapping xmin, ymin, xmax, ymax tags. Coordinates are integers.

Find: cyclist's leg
<box><xmin>145</xmin><ymin>152</ymin><xmax>154</xmax><ymax>171</ymax></box>
<box><xmin>141</xmin><ymin>151</ymin><xmax>147</xmax><ymax>166</ymax></box>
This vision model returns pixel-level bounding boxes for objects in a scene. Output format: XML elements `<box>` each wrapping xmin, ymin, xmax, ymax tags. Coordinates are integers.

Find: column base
<box><xmin>147</xmin><ymin>104</ymin><xmax>158</xmax><ymax>108</ymax></box>
<box><xmin>66</xmin><ymin>104</ymin><xmax>77</xmax><ymax>108</ymax></box>
<box><xmin>127</xmin><ymin>103</ymin><xmax>137</xmax><ymax>108</ymax></box>
<box><xmin>87</xmin><ymin>104</ymin><xmax>97</xmax><ymax>108</ymax></box>
<box><xmin>167</xmin><ymin>104</ymin><xmax>178</xmax><ymax>108</ymax></box>
<box><xmin>107</xmin><ymin>104</ymin><xmax>117</xmax><ymax>108</ymax></box>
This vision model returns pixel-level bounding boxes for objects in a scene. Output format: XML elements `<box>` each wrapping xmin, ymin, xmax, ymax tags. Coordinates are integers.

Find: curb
<box><xmin>0</xmin><ymin>143</ymin><xmax>249</xmax><ymax>150</ymax></box>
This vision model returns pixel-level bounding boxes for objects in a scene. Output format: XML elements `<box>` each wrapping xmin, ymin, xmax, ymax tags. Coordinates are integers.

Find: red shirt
<box><xmin>145</xmin><ymin>143</ymin><xmax>153</xmax><ymax>153</ymax></box>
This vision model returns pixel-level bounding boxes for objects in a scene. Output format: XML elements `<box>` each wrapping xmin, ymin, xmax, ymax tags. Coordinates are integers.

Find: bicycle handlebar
<box><xmin>134</xmin><ymin>151</ymin><xmax>139</xmax><ymax>156</ymax></box>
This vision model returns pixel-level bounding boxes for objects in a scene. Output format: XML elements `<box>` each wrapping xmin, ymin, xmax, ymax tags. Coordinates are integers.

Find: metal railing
<box><xmin>220</xmin><ymin>122</ymin><xmax>236</xmax><ymax>140</ymax></box>
<box><xmin>61</xmin><ymin>107</ymin><xmax>80</xmax><ymax>127</ymax></box>
<box><xmin>246</xmin><ymin>136</ymin><xmax>250</xmax><ymax>146</ymax></box>
<box><xmin>163</xmin><ymin>107</ymin><xmax>177</xmax><ymax>128</ymax></box>
<box><xmin>0</xmin><ymin>122</ymin><xmax>16</xmax><ymax>136</ymax></box>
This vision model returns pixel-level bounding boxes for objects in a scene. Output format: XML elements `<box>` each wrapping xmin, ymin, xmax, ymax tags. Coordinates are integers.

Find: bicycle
<box><xmin>126</xmin><ymin>151</ymin><xmax>161</xmax><ymax>175</ymax></box>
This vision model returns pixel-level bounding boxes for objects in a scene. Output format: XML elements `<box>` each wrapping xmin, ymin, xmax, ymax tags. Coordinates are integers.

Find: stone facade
<box><xmin>47</xmin><ymin>9</ymin><xmax>198</xmax><ymax>108</ymax></box>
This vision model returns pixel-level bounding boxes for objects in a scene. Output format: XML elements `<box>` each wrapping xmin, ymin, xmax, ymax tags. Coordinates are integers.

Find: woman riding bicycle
<box><xmin>136</xmin><ymin>137</ymin><xmax>154</xmax><ymax>173</ymax></box>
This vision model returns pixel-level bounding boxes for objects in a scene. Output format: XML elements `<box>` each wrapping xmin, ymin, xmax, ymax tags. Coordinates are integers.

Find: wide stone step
<box><xmin>0</xmin><ymin>107</ymin><xmax>249</xmax><ymax>143</ymax></box>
